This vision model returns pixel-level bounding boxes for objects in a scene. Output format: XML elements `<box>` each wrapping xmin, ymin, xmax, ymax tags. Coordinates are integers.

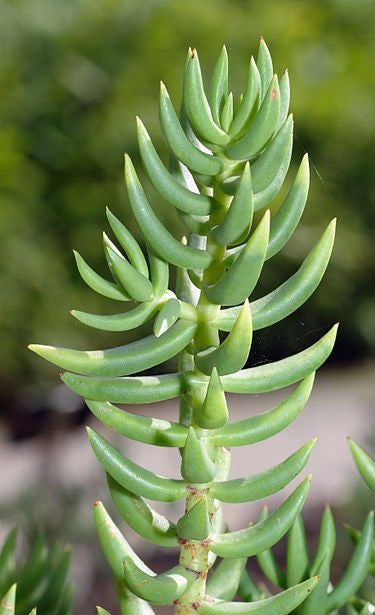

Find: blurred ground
<box><xmin>1</xmin><ymin>362</ymin><xmax>374</xmax><ymax>612</ymax></box>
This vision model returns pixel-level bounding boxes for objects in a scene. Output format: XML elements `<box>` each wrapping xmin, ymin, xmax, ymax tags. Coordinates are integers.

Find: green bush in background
<box><xmin>1</xmin><ymin>0</ymin><xmax>374</xmax><ymax>397</ymax></box>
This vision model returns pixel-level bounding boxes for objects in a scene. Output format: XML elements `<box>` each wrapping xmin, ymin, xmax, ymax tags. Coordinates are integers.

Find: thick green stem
<box><xmin>174</xmin><ymin>190</ymin><xmax>234</xmax><ymax>612</ymax></box>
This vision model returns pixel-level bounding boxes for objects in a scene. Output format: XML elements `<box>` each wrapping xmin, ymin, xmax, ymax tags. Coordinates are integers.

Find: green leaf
<box><xmin>0</xmin><ymin>584</ymin><xmax>16</xmax><ymax>615</ymax></box>
<box><xmin>183</xmin><ymin>48</ymin><xmax>230</xmax><ymax>146</ymax></box>
<box><xmin>107</xmin><ymin>475</ymin><xmax>178</xmax><ymax>547</ymax></box>
<box><xmin>87</xmin><ymin>427</ymin><xmax>188</xmax><ymax>502</ymax></box>
<box><xmin>326</xmin><ymin>511</ymin><xmax>374</xmax><ymax>612</ymax></box>
<box><xmin>211</xmin><ymin>440</ymin><xmax>315</xmax><ymax>503</ymax></box>
<box><xmin>209</xmin><ymin>477</ymin><xmax>311</xmax><ymax>558</ymax></box>
<box><xmin>200</xmin><ymin>576</ymin><xmax>319</xmax><ymax>613</ymax></box>
<box><xmin>125</xmin><ymin>154</ymin><xmax>214</xmax><ymax>269</ymax></box>
<box><xmin>85</xmin><ymin>398</ymin><xmax>188</xmax><ymax>446</ymax></box>
<box><xmin>348</xmin><ymin>438</ymin><xmax>375</xmax><ymax>491</ymax></box>
<box><xmin>61</xmin><ymin>371</ymin><xmax>184</xmax><ymax>404</ymax></box>
<box><xmin>207</xmin><ymin>557</ymin><xmax>247</xmax><ymax>601</ymax></box>
<box><xmin>159</xmin><ymin>82</ymin><xmax>223</xmax><ymax>176</ymax></box>
<box><xmin>153</xmin><ymin>298</ymin><xmax>181</xmax><ymax>337</ymax></box>
<box><xmin>210</xmin><ymin>45</ymin><xmax>229</xmax><ymax>125</ymax></box>
<box><xmin>123</xmin><ymin>559</ymin><xmax>194</xmax><ymax>606</ymax></box>
<box><xmin>195</xmin><ymin>300</ymin><xmax>252</xmax><ymax>375</ymax></box>
<box><xmin>225</xmin><ymin>76</ymin><xmax>280</xmax><ymax>161</ymax></box>
<box><xmin>220</xmin><ymin>324</ymin><xmax>338</xmax><ymax>394</ymax></box>
<box><xmin>181</xmin><ymin>427</ymin><xmax>216</xmax><ymax>483</ymax></box>
<box><xmin>286</xmin><ymin>514</ymin><xmax>310</xmax><ymax>586</ymax></box>
<box><xmin>212</xmin><ymin>373</ymin><xmax>315</xmax><ymax>447</ymax></box>
<box><xmin>29</xmin><ymin>319</ymin><xmax>197</xmax><ymax>377</ymax></box>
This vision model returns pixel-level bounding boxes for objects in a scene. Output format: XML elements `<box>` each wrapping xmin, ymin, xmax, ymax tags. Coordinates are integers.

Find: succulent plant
<box><xmin>29</xmin><ymin>39</ymin><xmax>354</xmax><ymax>613</ymax></box>
<box><xmin>0</xmin><ymin>527</ymin><xmax>72</xmax><ymax>615</ymax></box>
<box><xmin>252</xmin><ymin>507</ymin><xmax>374</xmax><ymax>614</ymax></box>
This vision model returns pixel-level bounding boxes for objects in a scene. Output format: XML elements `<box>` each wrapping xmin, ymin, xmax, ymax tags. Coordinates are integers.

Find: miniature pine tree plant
<box><xmin>29</xmin><ymin>39</ymin><xmax>350</xmax><ymax>613</ymax></box>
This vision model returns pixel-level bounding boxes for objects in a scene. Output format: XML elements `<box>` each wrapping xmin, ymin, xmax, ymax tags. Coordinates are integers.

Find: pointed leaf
<box><xmin>107</xmin><ymin>475</ymin><xmax>178</xmax><ymax>547</ymax></box>
<box><xmin>221</xmin><ymin>92</ymin><xmax>233</xmax><ymax>132</ymax></box>
<box><xmin>237</xmin><ymin>568</ymin><xmax>263</xmax><ymax>602</ymax></box>
<box><xmin>200</xmin><ymin>576</ymin><xmax>319</xmax><ymax>613</ymax></box>
<box><xmin>348</xmin><ymin>438</ymin><xmax>375</xmax><ymax>491</ymax></box>
<box><xmin>177</xmin><ymin>497</ymin><xmax>211</xmax><ymax>540</ymax></box>
<box><xmin>207</xmin><ymin>557</ymin><xmax>247</xmax><ymax>601</ymax></box>
<box><xmin>106</xmin><ymin>208</ymin><xmax>149</xmax><ymax>277</ymax></box>
<box><xmin>137</xmin><ymin>118</ymin><xmax>213</xmax><ymax>215</ymax></box>
<box><xmin>326</xmin><ymin>511</ymin><xmax>374</xmax><ymax>612</ymax></box>
<box><xmin>266</xmin><ymin>154</ymin><xmax>310</xmax><ymax>260</ymax></box>
<box><xmin>286</xmin><ymin>514</ymin><xmax>310</xmax><ymax>586</ymax></box>
<box><xmin>211</xmin><ymin>163</ymin><xmax>253</xmax><ymax>247</ymax></box>
<box><xmin>310</xmin><ymin>505</ymin><xmax>336</xmax><ymax>575</ymax></box>
<box><xmin>212</xmin><ymin>373</ymin><xmax>315</xmax><ymax>447</ymax></box>
<box><xmin>205</xmin><ymin>211</ymin><xmax>269</xmax><ymax>306</ymax></box>
<box><xmin>153</xmin><ymin>298</ymin><xmax>181</xmax><ymax>337</ymax></box>
<box><xmin>0</xmin><ymin>584</ymin><xmax>16</xmax><ymax>615</ymax></box>
<box><xmin>85</xmin><ymin>398</ymin><xmax>188</xmax><ymax>446</ymax></box>
<box><xmin>298</xmin><ymin>552</ymin><xmax>329</xmax><ymax>615</ymax></box>
<box><xmin>210</xmin><ymin>45</ymin><xmax>229</xmax><ymax>125</ymax></box>
<box><xmin>125</xmin><ymin>154</ymin><xmax>214</xmax><ymax>269</ymax></box>
<box><xmin>183</xmin><ymin>48</ymin><xmax>230</xmax><ymax>146</ymax></box>
<box><xmin>29</xmin><ymin>319</ymin><xmax>197</xmax><ymax>377</ymax></box>
<box><xmin>87</xmin><ymin>427</ymin><xmax>188</xmax><ymax>501</ymax></box>
<box><xmin>211</xmin><ymin>440</ymin><xmax>315</xmax><ymax>503</ymax></box>
<box><xmin>123</xmin><ymin>559</ymin><xmax>194</xmax><ymax>606</ymax></box>
<box><xmin>181</xmin><ymin>427</ymin><xmax>216</xmax><ymax>483</ymax></box>
<box><xmin>257</xmin><ymin>37</ymin><xmax>273</xmax><ymax>100</ymax></box>
<box><xmin>105</xmin><ymin>244</ymin><xmax>154</xmax><ymax>302</ymax></box>
<box><xmin>220</xmin><ymin>324</ymin><xmax>338</xmax><ymax>394</ymax></box>
<box><xmin>276</xmin><ymin>69</ymin><xmax>290</xmax><ymax>131</ymax></box>
<box><xmin>195</xmin><ymin>367</ymin><xmax>229</xmax><ymax>430</ymax></box>
<box><xmin>217</xmin><ymin>219</ymin><xmax>335</xmax><ymax>332</ymax></box>
<box><xmin>159</xmin><ymin>82</ymin><xmax>223</xmax><ymax>176</ymax></box>
<box><xmin>195</xmin><ymin>300</ymin><xmax>252</xmax><ymax>375</ymax></box>
<box><xmin>229</xmin><ymin>56</ymin><xmax>260</xmax><ymax>138</ymax></box>
<box><xmin>225</xmin><ymin>76</ymin><xmax>280</xmax><ymax>161</ymax></box>
<box><xmin>93</xmin><ymin>502</ymin><xmax>155</xmax><ymax>614</ymax></box>
<box><xmin>209</xmin><ymin>477</ymin><xmax>311</xmax><ymax>557</ymax></box>
<box><xmin>252</xmin><ymin>115</ymin><xmax>293</xmax><ymax>211</ymax></box>
<box><xmin>74</xmin><ymin>251</ymin><xmax>130</xmax><ymax>301</ymax></box>
<box><xmin>61</xmin><ymin>371</ymin><xmax>184</xmax><ymax>404</ymax></box>
<box><xmin>71</xmin><ymin>299</ymin><xmax>158</xmax><ymax>332</ymax></box>
<box><xmin>256</xmin><ymin>509</ymin><xmax>286</xmax><ymax>588</ymax></box>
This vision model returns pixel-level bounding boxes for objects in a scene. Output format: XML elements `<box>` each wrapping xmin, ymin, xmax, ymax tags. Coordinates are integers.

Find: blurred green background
<box><xmin>1</xmin><ymin>0</ymin><xmax>374</xmax><ymax>400</ymax></box>
<box><xmin>1</xmin><ymin>0</ymin><xmax>374</xmax><ymax>610</ymax></box>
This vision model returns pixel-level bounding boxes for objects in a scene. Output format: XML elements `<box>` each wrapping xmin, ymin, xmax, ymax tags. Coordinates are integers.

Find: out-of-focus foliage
<box><xmin>1</xmin><ymin>0</ymin><xmax>374</xmax><ymax>394</ymax></box>
<box><xmin>0</xmin><ymin>526</ymin><xmax>72</xmax><ymax>614</ymax></box>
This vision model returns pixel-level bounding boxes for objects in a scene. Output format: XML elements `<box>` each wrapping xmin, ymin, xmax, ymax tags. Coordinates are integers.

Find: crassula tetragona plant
<box><xmin>29</xmin><ymin>40</ymin><xmax>374</xmax><ymax>613</ymax></box>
